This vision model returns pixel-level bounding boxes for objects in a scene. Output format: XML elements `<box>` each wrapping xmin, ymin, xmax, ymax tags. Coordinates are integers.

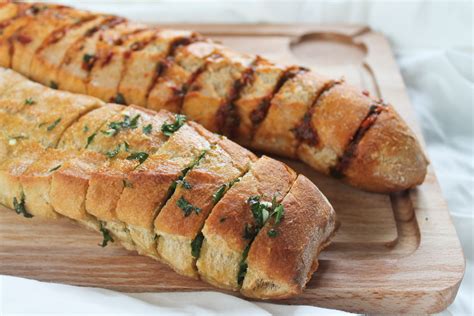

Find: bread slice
<box><xmin>241</xmin><ymin>174</ymin><xmax>337</xmax><ymax>298</ymax></box>
<box><xmin>182</xmin><ymin>47</ymin><xmax>254</xmax><ymax>132</ymax></box>
<box><xmin>118</xmin><ymin>29</ymin><xmax>194</xmax><ymax>107</ymax></box>
<box><xmin>154</xmin><ymin>135</ymin><xmax>256</xmax><ymax>277</ymax></box>
<box><xmin>29</xmin><ymin>15</ymin><xmax>108</xmax><ymax>87</ymax></box>
<box><xmin>115</xmin><ymin>122</ymin><xmax>211</xmax><ymax>258</ymax></box>
<box><xmin>233</xmin><ymin>58</ymin><xmax>285</xmax><ymax>145</ymax></box>
<box><xmin>296</xmin><ymin>83</ymin><xmax>373</xmax><ymax>175</ymax></box>
<box><xmin>86</xmin><ymin>22</ymin><xmax>146</xmax><ymax>102</ymax></box>
<box><xmin>147</xmin><ymin>40</ymin><xmax>217</xmax><ymax>113</ymax></box>
<box><xmin>252</xmin><ymin>71</ymin><xmax>331</xmax><ymax>158</ymax></box>
<box><xmin>50</xmin><ymin>150</ymin><xmax>107</xmax><ymax>231</ymax></box>
<box><xmin>0</xmin><ymin>135</ymin><xmax>46</xmax><ymax>210</ymax></box>
<box><xmin>197</xmin><ymin>155</ymin><xmax>296</xmax><ymax>290</ymax></box>
<box><xmin>20</xmin><ymin>148</ymin><xmax>76</xmax><ymax>219</ymax></box>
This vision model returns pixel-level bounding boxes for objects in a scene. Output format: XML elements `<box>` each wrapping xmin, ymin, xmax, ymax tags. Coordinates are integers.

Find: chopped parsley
<box><xmin>13</xmin><ymin>193</ymin><xmax>33</xmax><ymax>218</ymax></box>
<box><xmin>24</xmin><ymin>98</ymin><xmax>35</xmax><ymax>105</ymax></box>
<box><xmin>142</xmin><ymin>124</ymin><xmax>152</xmax><ymax>135</ymax></box>
<box><xmin>237</xmin><ymin>244</ymin><xmax>250</xmax><ymax>286</ymax></box>
<box><xmin>236</xmin><ymin>195</ymin><xmax>285</xmax><ymax>283</ymax></box>
<box><xmin>82</xmin><ymin>53</ymin><xmax>96</xmax><ymax>70</ymax></box>
<box><xmin>179</xmin><ymin>179</ymin><xmax>192</xmax><ymax>189</ymax></box>
<box><xmin>267</xmin><ymin>228</ymin><xmax>278</xmax><ymax>238</ymax></box>
<box><xmin>99</xmin><ymin>221</ymin><xmax>114</xmax><ymax>247</ymax></box>
<box><xmin>191</xmin><ymin>232</ymin><xmax>204</xmax><ymax>258</ymax></box>
<box><xmin>46</xmin><ymin>118</ymin><xmax>61</xmax><ymax>131</ymax></box>
<box><xmin>161</xmin><ymin>114</ymin><xmax>186</xmax><ymax>136</ymax></box>
<box><xmin>48</xmin><ymin>164</ymin><xmax>62</xmax><ymax>173</ymax></box>
<box><xmin>126</xmin><ymin>151</ymin><xmax>149</xmax><ymax>165</ymax></box>
<box><xmin>50</xmin><ymin>81</ymin><xmax>58</xmax><ymax>89</ymax></box>
<box><xmin>176</xmin><ymin>196</ymin><xmax>201</xmax><ymax>217</ymax></box>
<box><xmin>102</xmin><ymin>114</ymin><xmax>140</xmax><ymax>137</ymax></box>
<box><xmin>105</xmin><ymin>142</ymin><xmax>129</xmax><ymax>158</ymax></box>
<box><xmin>114</xmin><ymin>93</ymin><xmax>126</xmax><ymax>105</ymax></box>
<box><xmin>212</xmin><ymin>184</ymin><xmax>227</xmax><ymax>204</ymax></box>
<box><xmin>83</xmin><ymin>125</ymin><xmax>89</xmax><ymax>133</ymax></box>
<box><xmin>85</xmin><ymin>132</ymin><xmax>97</xmax><ymax>149</ymax></box>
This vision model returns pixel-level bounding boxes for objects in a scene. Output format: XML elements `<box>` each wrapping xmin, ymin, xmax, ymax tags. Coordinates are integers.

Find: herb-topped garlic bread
<box><xmin>0</xmin><ymin>68</ymin><xmax>337</xmax><ymax>299</ymax></box>
<box><xmin>0</xmin><ymin>2</ymin><xmax>428</xmax><ymax>192</ymax></box>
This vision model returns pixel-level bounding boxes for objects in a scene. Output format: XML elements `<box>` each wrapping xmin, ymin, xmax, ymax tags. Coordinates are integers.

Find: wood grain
<box><xmin>0</xmin><ymin>24</ymin><xmax>465</xmax><ymax>314</ymax></box>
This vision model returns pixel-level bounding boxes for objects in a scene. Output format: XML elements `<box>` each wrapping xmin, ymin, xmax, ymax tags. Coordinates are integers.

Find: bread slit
<box><xmin>182</xmin><ymin>47</ymin><xmax>255</xmax><ymax>132</ymax></box>
<box><xmin>146</xmin><ymin>39</ymin><xmax>215</xmax><ymax>114</ymax></box>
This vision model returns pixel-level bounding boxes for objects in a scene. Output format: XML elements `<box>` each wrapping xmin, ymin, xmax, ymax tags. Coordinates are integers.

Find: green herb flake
<box><xmin>85</xmin><ymin>132</ymin><xmax>97</xmax><ymax>148</ymax></box>
<box><xmin>99</xmin><ymin>221</ymin><xmax>114</xmax><ymax>247</ymax></box>
<box><xmin>180</xmin><ymin>179</ymin><xmax>192</xmax><ymax>190</ymax></box>
<box><xmin>237</xmin><ymin>244</ymin><xmax>251</xmax><ymax>285</ymax></box>
<box><xmin>13</xmin><ymin>193</ymin><xmax>33</xmax><ymax>218</ymax></box>
<box><xmin>243</xmin><ymin>223</ymin><xmax>256</xmax><ymax>240</ymax></box>
<box><xmin>50</xmin><ymin>81</ymin><xmax>58</xmax><ymax>89</ymax></box>
<box><xmin>24</xmin><ymin>97</ymin><xmax>35</xmax><ymax>106</ymax></box>
<box><xmin>176</xmin><ymin>196</ymin><xmax>201</xmax><ymax>217</ymax></box>
<box><xmin>126</xmin><ymin>151</ymin><xmax>149</xmax><ymax>165</ymax></box>
<box><xmin>48</xmin><ymin>164</ymin><xmax>62</xmax><ymax>173</ymax></box>
<box><xmin>46</xmin><ymin>118</ymin><xmax>61</xmax><ymax>131</ymax></box>
<box><xmin>142</xmin><ymin>124</ymin><xmax>152</xmax><ymax>135</ymax></box>
<box><xmin>212</xmin><ymin>184</ymin><xmax>227</xmax><ymax>204</ymax></box>
<box><xmin>161</xmin><ymin>114</ymin><xmax>186</xmax><ymax>137</ymax></box>
<box><xmin>83</xmin><ymin>125</ymin><xmax>89</xmax><ymax>133</ymax></box>
<box><xmin>191</xmin><ymin>232</ymin><xmax>204</xmax><ymax>258</ymax></box>
<box><xmin>101</xmin><ymin>114</ymin><xmax>140</xmax><ymax>137</ymax></box>
<box><xmin>114</xmin><ymin>93</ymin><xmax>126</xmax><ymax>105</ymax></box>
<box><xmin>267</xmin><ymin>228</ymin><xmax>278</xmax><ymax>238</ymax></box>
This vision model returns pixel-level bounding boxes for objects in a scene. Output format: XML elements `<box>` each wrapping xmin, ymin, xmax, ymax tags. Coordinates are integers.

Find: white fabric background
<box><xmin>1</xmin><ymin>0</ymin><xmax>472</xmax><ymax>315</ymax></box>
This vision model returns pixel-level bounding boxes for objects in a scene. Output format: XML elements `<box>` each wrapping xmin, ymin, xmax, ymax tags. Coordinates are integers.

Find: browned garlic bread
<box><xmin>0</xmin><ymin>2</ymin><xmax>428</xmax><ymax>192</ymax></box>
<box><xmin>0</xmin><ymin>67</ymin><xmax>336</xmax><ymax>299</ymax></box>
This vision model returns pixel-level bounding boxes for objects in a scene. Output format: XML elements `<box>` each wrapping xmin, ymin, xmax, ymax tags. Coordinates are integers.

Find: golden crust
<box><xmin>252</xmin><ymin>71</ymin><xmax>330</xmax><ymax>158</ymax></box>
<box><xmin>343</xmin><ymin>107</ymin><xmax>429</xmax><ymax>192</ymax></box>
<box><xmin>241</xmin><ymin>174</ymin><xmax>336</xmax><ymax>299</ymax></box>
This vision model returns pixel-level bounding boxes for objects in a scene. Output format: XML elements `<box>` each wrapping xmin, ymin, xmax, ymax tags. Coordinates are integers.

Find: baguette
<box><xmin>0</xmin><ymin>2</ymin><xmax>428</xmax><ymax>192</ymax></box>
<box><xmin>0</xmin><ymin>67</ymin><xmax>336</xmax><ymax>299</ymax></box>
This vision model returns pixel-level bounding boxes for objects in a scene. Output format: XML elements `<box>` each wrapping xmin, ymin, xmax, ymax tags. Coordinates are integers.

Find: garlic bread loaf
<box><xmin>0</xmin><ymin>2</ymin><xmax>428</xmax><ymax>192</ymax></box>
<box><xmin>0</xmin><ymin>67</ymin><xmax>336</xmax><ymax>299</ymax></box>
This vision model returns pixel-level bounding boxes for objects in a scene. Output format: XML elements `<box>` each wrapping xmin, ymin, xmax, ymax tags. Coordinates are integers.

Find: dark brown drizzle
<box><xmin>144</xmin><ymin>34</ymin><xmax>201</xmax><ymax>105</ymax></box>
<box><xmin>292</xmin><ymin>79</ymin><xmax>342</xmax><ymax>146</ymax></box>
<box><xmin>216</xmin><ymin>58</ymin><xmax>258</xmax><ymax>137</ymax></box>
<box><xmin>330</xmin><ymin>103</ymin><xmax>386</xmax><ymax>178</ymax></box>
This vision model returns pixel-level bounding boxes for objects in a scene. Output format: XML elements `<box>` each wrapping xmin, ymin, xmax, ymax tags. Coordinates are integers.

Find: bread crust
<box><xmin>343</xmin><ymin>107</ymin><xmax>428</xmax><ymax>192</ymax></box>
<box><xmin>241</xmin><ymin>175</ymin><xmax>336</xmax><ymax>299</ymax></box>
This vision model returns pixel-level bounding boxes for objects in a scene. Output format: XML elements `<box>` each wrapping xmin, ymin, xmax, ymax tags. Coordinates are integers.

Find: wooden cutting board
<box><xmin>0</xmin><ymin>24</ymin><xmax>465</xmax><ymax>314</ymax></box>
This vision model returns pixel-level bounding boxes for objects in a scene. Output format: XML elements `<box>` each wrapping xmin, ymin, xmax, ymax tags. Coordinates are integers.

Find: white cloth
<box><xmin>2</xmin><ymin>1</ymin><xmax>473</xmax><ymax>315</ymax></box>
